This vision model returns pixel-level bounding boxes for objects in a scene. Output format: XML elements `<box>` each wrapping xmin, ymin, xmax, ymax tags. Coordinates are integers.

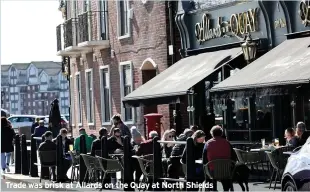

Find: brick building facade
<box><xmin>57</xmin><ymin>0</ymin><xmax>184</xmax><ymax>137</ymax></box>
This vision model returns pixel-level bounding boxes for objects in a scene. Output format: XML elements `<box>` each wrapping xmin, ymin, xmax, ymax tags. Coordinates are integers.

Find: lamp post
<box><xmin>241</xmin><ymin>34</ymin><xmax>257</xmax><ymax>64</ymax></box>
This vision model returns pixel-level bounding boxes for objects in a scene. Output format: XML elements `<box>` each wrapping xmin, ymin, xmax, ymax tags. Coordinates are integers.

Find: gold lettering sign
<box><xmin>274</xmin><ymin>18</ymin><xmax>287</xmax><ymax>29</ymax></box>
<box><xmin>300</xmin><ymin>0</ymin><xmax>310</xmax><ymax>27</ymax></box>
<box><xmin>195</xmin><ymin>8</ymin><xmax>259</xmax><ymax>43</ymax></box>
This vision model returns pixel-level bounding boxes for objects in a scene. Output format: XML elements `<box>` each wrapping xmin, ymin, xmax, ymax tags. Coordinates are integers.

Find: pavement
<box><xmin>1</xmin><ymin>165</ymin><xmax>281</xmax><ymax>191</ymax></box>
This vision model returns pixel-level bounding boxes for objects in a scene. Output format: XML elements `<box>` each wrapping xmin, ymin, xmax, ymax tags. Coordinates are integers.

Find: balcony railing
<box><xmin>64</xmin><ymin>18</ymin><xmax>78</xmax><ymax>48</ymax></box>
<box><xmin>78</xmin><ymin>11</ymin><xmax>108</xmax><ymax>44</ymax></box>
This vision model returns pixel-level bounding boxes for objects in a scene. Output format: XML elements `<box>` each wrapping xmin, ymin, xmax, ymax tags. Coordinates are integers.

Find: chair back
<box><xmin>233</xmin><ymin>148</ymin><xmax>260</xmax><ymax>164</ymax></box>
<box><xmin>204</xmin><ymin>159</ymin><xmax>236</xmax><ymax>180</ymax></box>
<box><xmin>233</xmin><ymin>148</ymin><xmax>245</xmax><ymax>163</ymax></box>
<box><xmin>97</xmin><ymin>156</ymin><xmax>123</xmax><ymax>173</ymax></box>
<box><xmin>81</xmin><ymin>154</ymin><xmax>101</xmax><ymax>171</ymax></box>
<box><xmin>68</xmin><ymin>151</ymin><xmax>80</xmax><ymax>166</ymax></box>
<box><xmin>272</xmin><ymin>146</ymin><xmax>294</xmax><ymax>169</ymax></box>
<box><xmin>132</xmin><ymin>155</ymin><xmax>153</xmax><ymax>177</ymax></box>
<box><xmin>265</xmin><ymin>151</ymin><xmax>279</xmax><ymax>170</ymax></box>
<box><xmin>38</xmin><ymin>150</ymin><xmax>56</xmax><ymax>166</ymax></box>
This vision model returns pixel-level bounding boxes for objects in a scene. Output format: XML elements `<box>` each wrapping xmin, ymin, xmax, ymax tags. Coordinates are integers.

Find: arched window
<box><xmin>29</xmin><ymin>66</ymin><xmax>36</xmax><ymax>76</ymax></box>
<box><xmin>40</xmin><ymin>74</ymin><xmax>47</xmax><ymax>83</ymax></box>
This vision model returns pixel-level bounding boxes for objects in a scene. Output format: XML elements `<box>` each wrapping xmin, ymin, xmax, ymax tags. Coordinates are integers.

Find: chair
<box><xmin>272</xmin><ymin>146</ymin><xmax>294</xmax><ymax>170</ymax></box>
<box><xmin>132</xmin><ymin>155</ymin><xmax>153</xmax><ymax>186</ymax></box>
<box><xmin>293</xmin><ymin>146</ymin><xmax>302</xmax><ymax>152</ymax></box>
<box><xmin>36</xmin><ymin>151</ymin><xmax>57</xmax><ymax>183</ymax></box>
<box><xmin>80</xmin><ymin>154</ymin><xmax>102</xmax><ymax>183</ymax></box>
<box><xmin>265</xmin><ymin>151</ymin><xmax>283</xmax><ymax>190</ymax></box>
<box><xmin>203</xmin><ymin>159</ymin><xmax>236</xmax><ymax>191</ymax></box>
<box><xmin>68</xmin><ymin>151</ymin><xmax>80</xmax><ymax>181</ymax></box>
<box><xmin>97</xmin><ymin>156</ymin><xmax>124</xmax><ymax>189</ymax></box>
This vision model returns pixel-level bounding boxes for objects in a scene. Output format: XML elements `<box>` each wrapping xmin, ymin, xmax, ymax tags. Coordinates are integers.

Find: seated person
<box><xmin>91</xmin><ymin>127</ymin><xmax>108</xmax><ymax>156</ymax></box>
<box><xmin>203</xmin><ymin>126</ymin><xmax>237</xmax><ymax>191</ymax></box>
<box><xmin>136</xmin><ymin>131</ymin><xmax>158</xmax><ymax>156</ymax></box>
<box><xmin>108</xmin><ymin>128</ymin><xmax>124</xmax><ymax>154</ymax></box>
<box><xmin>74</xmin><ymin>128</ymin><xmax>94</xmax><ymax>153</ymax></box>
<box><xmin>296</xmin><ymin>122</ymin><xmax>309</xmax><ymax>146</ymax></box>
<box><xmin>39</xmin><ymin>131</ymin><xmax>71</xmax><ymax>182</ymax></box>
<box><xmin>285</xmin><ymin>128</ymin><xmax>298</xmax><ymax>148</ymax></box>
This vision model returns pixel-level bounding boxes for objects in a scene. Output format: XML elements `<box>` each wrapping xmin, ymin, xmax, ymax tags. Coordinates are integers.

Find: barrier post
<box><xmin>30</xmin><ymin>134</ymin><xmax>38</xmax><ymax>177</ymax></box>
<box><xmin>186</xmin><ymin>137</ymin><xmax>195</xmax><ymax>191</ymax></box>
<box><xmin>79</xmin><ymin>135</ymin><xmax>87</xmax><ymax>184</ymax></box>
<box><xmin>153</xmin><ymin>137</ymin><xmax>163</xmax><ymax>191</ymax></box>
<box><xmin>14</xmin><ymin>135</ymin><xmax>21</xmax><ymax>174</ymax></box>
<box><xmin>100</xmin><ymin>136</ymin><xmax>110</xmax><ymax>189</ymax></box>
<box><xmin>21</xmin><ymin>134</ymin><xmax>29</xmax><ymax>175</ymax></box>
<box><xmin>123</xmin><ymin>136</ymin><xmax>134</xmax><ymax>191</ymax></box>
<box><xmin>56</xmin><ymin>135</ymin><xmax>64</xmax><ymax>181</ymax></box>
<box><xmin>40</xmin><ymin>135</ymin><xmax>49</xmax><ymax>179</ymax></box>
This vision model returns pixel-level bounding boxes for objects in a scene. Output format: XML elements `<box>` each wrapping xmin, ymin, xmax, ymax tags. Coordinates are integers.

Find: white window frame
<box><xmin>75</xmin><ymin>72</ymin><xmax>82</xmax><ymax>126</ymax></box>
<box><xmin>69</xmin><ymin>75</ymin><xmax>75</xmax><ymax>126</ymax></box>
<box><xmin>99</xmin><ymin>65</ymin><xmax>112</xmax><ymax>125</ymax></box>
<box><xmin>119</xmin><ymin>61</ymin><xmax>135</xmax><ymax>124</ymax></box>
<box><xmin>85</xmin><ymin>69</ymin><xmax>94</xmax><ymax>125</ymax></box>
<box><xmin>116</xmin><ymin>0</ymin><xmax>131</xmax><ymax>40</ymax></box>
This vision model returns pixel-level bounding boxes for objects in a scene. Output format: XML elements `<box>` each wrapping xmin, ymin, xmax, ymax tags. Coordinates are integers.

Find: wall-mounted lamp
<box><xmin>241</xmin><ymin>34</ymin><xmax>257</xmax><ymax>64</ymax></box>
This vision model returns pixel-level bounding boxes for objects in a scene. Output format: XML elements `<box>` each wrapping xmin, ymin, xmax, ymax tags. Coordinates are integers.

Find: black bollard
<box><xmin>79</xmin><ymin>135</ymin><xmax>87</xmax><ymax>184</ymax></box>
<box><xmin>15</xmin><ymin>135</ymin><xmax>21</xmax><ymax>174</ymax></box>
<box><xmin>123</xmin><ymin>136</ymin><xmax>134</xmax><ymax>191</ymax></box>
<box><xmin>100</xmin><ymin>136</ymin><xmax>110</xmax><ymax>189</ymax></box>
<box><xmin>56</xmin><ymin>135</ymin><xmax>64</xmax><ymax>181</ymax></box>
<box><xmin>30</xmin><ymin>135</ymin><xmax>38</xmax><ymax>177</ymax></box>
<box><xmin>40</xmin><ymin>135</ymin><xmax>49</xmax><ymax>179</ymax></box>
<box><xmin>21</xmin><ymin>134</ymin><xmax>29</xmax><ymax>175</ymax></box>
<box><xmin>186</xmin><ymin>137</ymin><xmax>195</xmax><ymax>191</ymax></box>
<box><xmin>153</xmin><ymin>137</ymin><xmax>163</xmax><ymax>191</ymax></box>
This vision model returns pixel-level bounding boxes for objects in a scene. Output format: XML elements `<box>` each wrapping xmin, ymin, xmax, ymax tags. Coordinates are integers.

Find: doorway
<box><xmin>141</xmin><ymin>58</ymin><xmax>158</xmax><ymax>114</ymax></box>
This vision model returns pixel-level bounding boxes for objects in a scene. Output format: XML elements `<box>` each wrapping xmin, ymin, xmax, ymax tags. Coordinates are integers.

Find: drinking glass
<box><xmin>69</xmin><ymin>144</ymin><xmax>73</xmax><ymax>151</ymax></box>
<box><xmin>261</xmin><ymin>138</ymin><xmax>265</xmax><ymax>148</ymax></box>
<box><xmin>274</xmin><ymin>138</ymin><xmax>279</xmax><ymax>147</ymax></box>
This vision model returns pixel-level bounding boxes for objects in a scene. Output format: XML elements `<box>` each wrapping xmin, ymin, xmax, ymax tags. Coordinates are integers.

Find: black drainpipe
<box><xmin>168</xmin><ymin>0</ymin><xmax>175</xmax><ymax>66</ymax></box>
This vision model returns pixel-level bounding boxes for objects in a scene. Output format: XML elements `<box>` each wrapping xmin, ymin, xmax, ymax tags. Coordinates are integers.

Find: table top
<box><xmin>250</xmin><ymin>148</ymin><xmax>272</xmax><ymax>152</ymax></box>
<box><xmin>195</xmin><ymin>159</ymin><xmax>203</xmax><ymax>164</ymax></box>
<box><xmin>283</xmin><ymin>151</ymin><xmax>294</xmax><ymax>155</ymax></box>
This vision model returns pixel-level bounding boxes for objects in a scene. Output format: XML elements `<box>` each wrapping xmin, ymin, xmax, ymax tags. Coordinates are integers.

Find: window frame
<box><xmin>75</xmin><ymin>72</ymin><xmax>82</xmax><ymax>126</ymax></box>
<box><xmin>69</xmin><ymin>75</ymin><xmax>75</xmax><ymax>126</ymax></box>
<box><xmin>116</xmin><ymin>0</ymin><xmax>131</xmax><ymax>39</ymax></box>
<box><xmin>119</xmin><ymin>61</ymin><xmax>135</xmax><ymax>124</ymax></box>
<box><xmin>85</xmin><ymin>69</ymin><xmax>94</xmax><ymax>125</ymax></box>
<box><xmin>99</xmin><ymin>65</ymin><xmax>112</xmax><ymax>125</ymax></box>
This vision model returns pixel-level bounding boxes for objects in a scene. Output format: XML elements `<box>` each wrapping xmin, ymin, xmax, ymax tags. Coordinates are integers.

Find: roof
<box><xmin>211</xmin><ymin>37</ymin><xmax>310</xmax><ymax>92</ymax></box>
<box><xmin>44</xmin><ymin>68</ymin><xmax>61</xmax><ymax>76</ymax></box>
<box><xmin>31</xmin><ymin>61</ymin><xmax>61</xmax><ymax>69</ymax></box>
<box><xmin>1</xmin><ymin>65</ymin><xmax>11</xmax><ymax>72</ymax></box>
<box><xmin>123</xmin><ymin>48</ymin><xmax>242</xmax><ymax>107</ymax></box>
<box><xmin>11</xmin><ymin>63</ymin><xmax>30</xmax><ymax>70</ymax></box>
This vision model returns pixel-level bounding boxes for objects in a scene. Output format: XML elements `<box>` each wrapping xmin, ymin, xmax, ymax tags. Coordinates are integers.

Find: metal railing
<box><xmin>78</xmin><ymin>11</ymin><xmax>109</xmax><ymax>43</ymax></box>
<box><xmin>64</xmin><ymin>18</ymin><xmax>78</xmax><ymax>48</ymax></box>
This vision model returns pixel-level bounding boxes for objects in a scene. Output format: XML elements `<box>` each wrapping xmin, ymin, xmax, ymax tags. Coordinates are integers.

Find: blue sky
<box><xmin>1</xmin><ymin>1</ymin><xmax>63</xmax><ymax>64</ymax></box>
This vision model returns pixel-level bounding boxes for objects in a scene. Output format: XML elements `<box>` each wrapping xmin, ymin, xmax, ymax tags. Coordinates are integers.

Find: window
<box><xmin>117</xmin><ymin>0</ymin><xmax>130</xmax><ymax>38</ymax></box>
<box><xmin>33</xmin><ymin>102</ymin><xmax>35</xmax><ymax>107</ymax></box>
<box><xmin>32</xmin><ymin>93</ymin><xmax>35</xmax><ymax>98</ymax></box>
<box><xmin>75</xmin><ymin>72</ymin><xmax>82</xmax><ymax>125</ymax></box>
<box><xmin>120</xmin><ymin>61</ymin><xmax>134</xmax><ymax>122</ymax></box>
<box><xmin>29</xmin><ymin>66</ymin><xmax>36</xmax><ymax>76</ymax></box>
<box><xmin>83</xmin><ymin>0</ymin><xmax>89</xmax><ymax>12</ymax></box>
<box><xmin>28</xmin><ymin>102</ymin><xmax>31</xmax><ymax>106</ymax></box>
<box><xmin>27</xmin><ymin>87</ymin><xmax>30</xmax><ymax>91</ymax></box>
<box><xmin>85</xmin><ymin>69</ymin><xmax>94</xmax><ymax>124</ymax></box>
<box><xmin>99</xmin><ymin>0</ymin><xmax>108</xmax><ymax>40</ymax></box>
<box><xmin>100</xmin><ymin>66</ymin><xmax>111</xmax><ymax>124</ymax></box>
<box><xmin>28</xmin><ymin>94</ymin><xmax>30</xmax><ymax>99</ymax></box>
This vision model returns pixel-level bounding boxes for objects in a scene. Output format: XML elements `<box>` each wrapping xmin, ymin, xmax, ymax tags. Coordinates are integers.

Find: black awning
<box><xmin>211</xmin><ymin>36</ymin><xmax>310</xmax><ymax>95</ymax></box>
<box><xmin>123</xmin><ymin>48</ymin><xmax>242</xmax><ymax>107</ymax></box>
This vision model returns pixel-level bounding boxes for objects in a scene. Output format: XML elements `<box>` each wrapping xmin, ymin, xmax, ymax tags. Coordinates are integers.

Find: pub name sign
<box><xmin>300</xmin><ymin>0</ymin><xmax>310</xmax><ymax>27</ymax></box>
<box><xmin>195</xmin><ymin>8</ymin><xmax>259</xmax><ymax>43</ymax></box>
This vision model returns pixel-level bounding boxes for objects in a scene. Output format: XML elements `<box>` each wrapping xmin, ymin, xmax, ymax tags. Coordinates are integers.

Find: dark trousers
<box><xmin>133</xmin><ymin>158</ymin><xmax>142</xmax><ymax>183</ymax></box>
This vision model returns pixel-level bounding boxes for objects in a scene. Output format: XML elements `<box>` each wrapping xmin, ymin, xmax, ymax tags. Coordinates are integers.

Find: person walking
<box><xmin>110</xmin><ymin>114</ymin><xmax>131</xmax><ymax>138</ymax></box>
<box><xmin>33</xmin><ymin>120</ymin><xmax>48</xmax><ymax>146</ymax></box>
<box><xmin>1</xmin><ymin>117</ymin><xmax>15</xmax><ymax>173</ymax></box>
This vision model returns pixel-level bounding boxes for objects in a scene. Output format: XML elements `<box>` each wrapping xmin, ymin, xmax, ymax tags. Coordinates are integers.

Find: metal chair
<box><xmin>36</xmin><ymin>151</ymin><xmax>57</xmax><ymax>183</ymax></box>
<box><xmin>293</xmin><ymin>146</ymin><xmax>302</xmax><ymax>152</ymax></box>
<box><xmin>203</xmin><ymin>159</ymin><xmax>236</xmax><ymax>191</ymax></box>
<box><xmin>96</xmin><ymin>156</ymin><xmax>124</xmax><ymax>190</ymax></box>
<box><xmin>68</xmin><ymin>151</ymin><xmax>80</xmax><ymax>181</ymax></box>
<box><xmin>265</xmin><ymin>151</ymin><xmax>283</xmax><ymax>190</ymax></box>
<box><xmin>80</xmin><ymin>154</ymin><xmax>102</xmax><ymax>183</ymax></box>
<box><xmin>132</xmin><ymin>155</ymin><xmax>153</xmax><ymax>187</ymax></box>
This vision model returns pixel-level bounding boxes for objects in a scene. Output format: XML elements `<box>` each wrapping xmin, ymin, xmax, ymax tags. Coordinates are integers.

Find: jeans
<box><xmin>1</xmin><ymin>153</ymin><xmax>11</xmax><ymax>170</ymax></box>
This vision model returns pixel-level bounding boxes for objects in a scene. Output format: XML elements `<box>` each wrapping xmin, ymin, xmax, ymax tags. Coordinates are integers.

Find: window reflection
<box><xmin>255</xmin><ymin>96</ymin><xmax>272</xmax><ymax>130</ymax></box>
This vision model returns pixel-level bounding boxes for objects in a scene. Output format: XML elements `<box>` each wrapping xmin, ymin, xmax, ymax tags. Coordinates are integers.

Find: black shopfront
<box><xmin>122</xmin><ymin>0</ymin><xmax>310</xmax><ymax>142</ymax></box>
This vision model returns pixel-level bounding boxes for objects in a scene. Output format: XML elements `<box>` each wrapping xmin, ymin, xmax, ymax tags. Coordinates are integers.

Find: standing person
<box><xmin>130</xmin><ymin>126</ymin><xmax>145</xmax><ymax>184</ymax></box>
<box><xmin>1</xmin><ymin>117</ymin><xmax>15</xmax><ymax>173</ymax></box>
<box><xmin>110</xmin><ymin>114</ymin><xmax>131</xmax><ymax>138</ymax></box>
<box><xmin>74</xmin><ymin>128</ymin><xmax>94</xmax><ymax>153</ymax></box>
<box><xmin>296</xmin><ymin>122</ymin><xmax>309</xmax><ymax>146</ymax></box>
<box><xmin>31</xmin><ymin>118</ymin><xmax>40</xmax><ymax>134</ymax></box>
<box><xmin>203</xmin><ymin>125</ymin><xmax>237</xmax><ymax>191</ymax></box>
<box><xmin>53</xmin><ymin>128</ymin><xmax>73</xmax><ymax>155</ymax></box>
<box><xmin>285</xmin><ymin>128</ymin><xmax>298</xmax><ymax>148</ymax></box>
<box><xmin>33</xmin><ymin>120</ymin><xmax>48</xmax><ymax>146</ymax></box>
<box><xmin>91</xmin><ymin>127</ymin><xmax>108</xmax><ymax>156</ymax></box>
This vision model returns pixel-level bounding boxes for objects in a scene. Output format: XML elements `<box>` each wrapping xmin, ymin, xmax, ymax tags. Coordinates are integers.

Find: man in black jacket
<box><xmin>296</xmin><ymin>122</ymin><xmax>309</xmax><ymax>146</ymax></box>
<box><xmin>91</xmin><ymin>127</ymin><xmax>107</xmax><ymax>156</ymax></box>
